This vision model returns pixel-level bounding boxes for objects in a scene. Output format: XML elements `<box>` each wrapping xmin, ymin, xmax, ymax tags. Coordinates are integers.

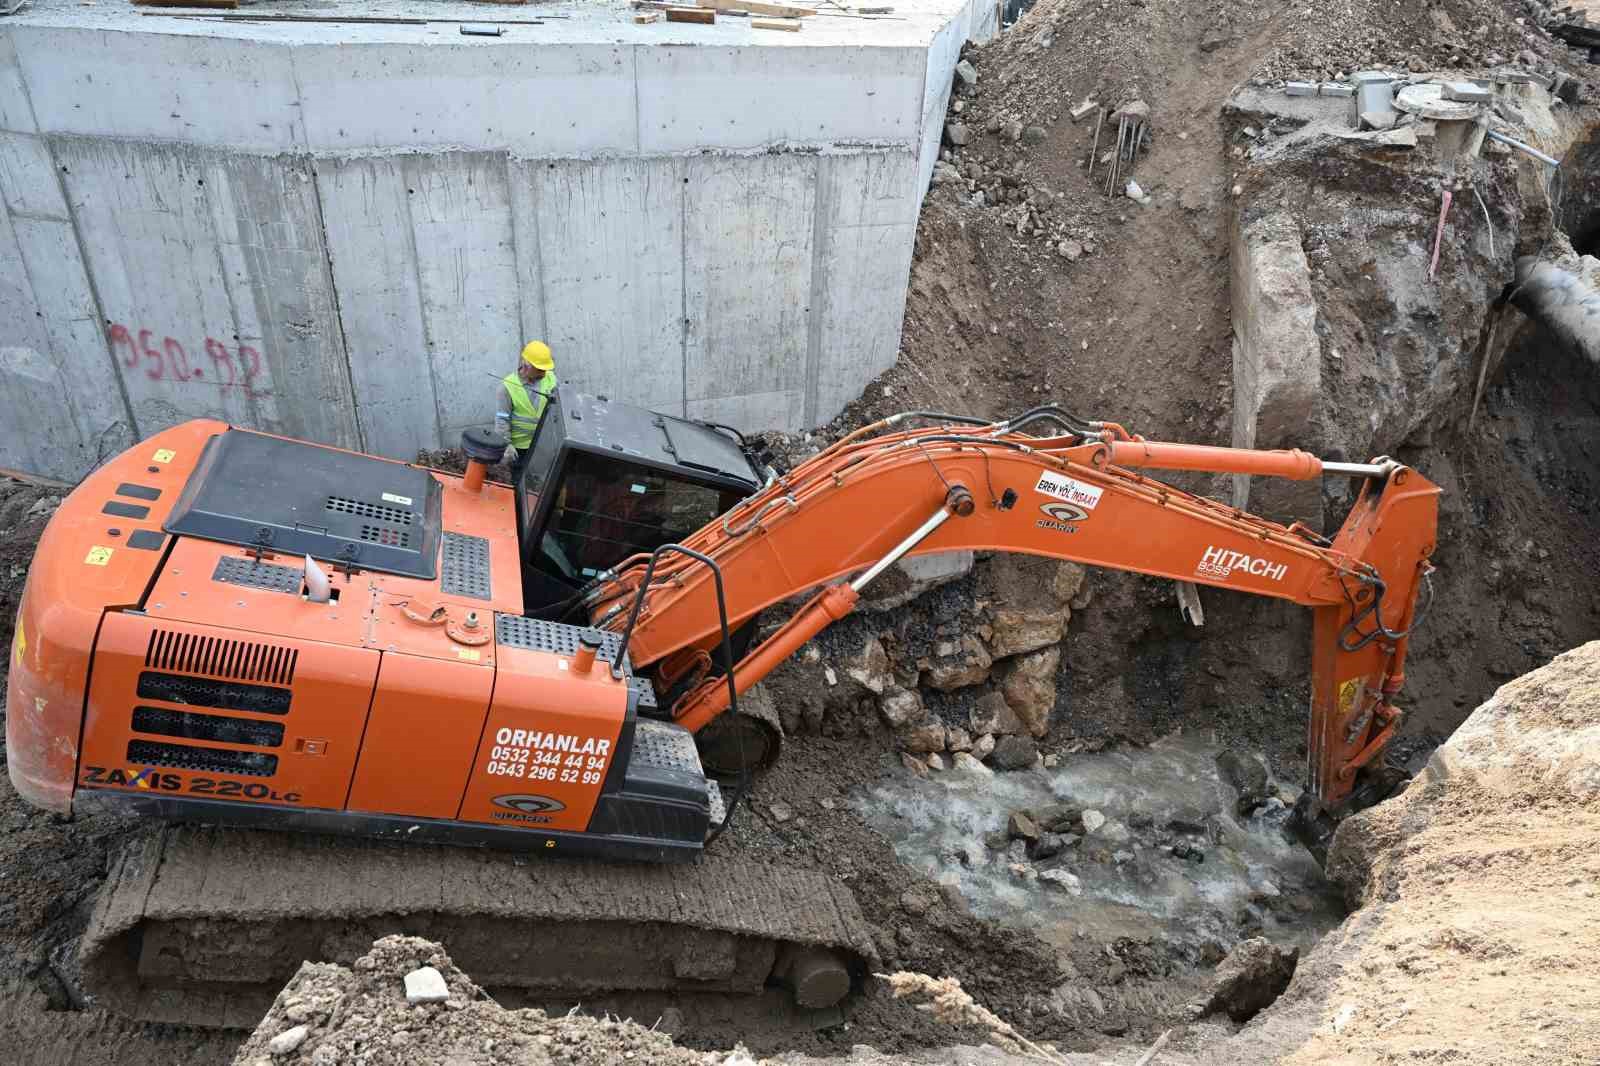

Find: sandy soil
<box><xmin>1202</xmin><ymin>640</ymin><xmax>1600</xmax><ymax>1065</ymax></box>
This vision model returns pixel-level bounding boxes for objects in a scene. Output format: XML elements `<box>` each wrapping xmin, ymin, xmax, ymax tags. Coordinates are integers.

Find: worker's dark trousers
<box><xmin>510</xmin><ymin>450</ymin><xmax>532</xmax><ymax>487</ymax></box>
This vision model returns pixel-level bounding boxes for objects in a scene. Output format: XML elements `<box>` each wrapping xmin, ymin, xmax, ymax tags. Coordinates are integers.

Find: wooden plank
<box><xmin>634</xmin><ymin>9</ymin><xmax>664</xmax><ymax>20</ymax></box>
<box><xmin>752</xmin><ymin>16</ymin><xmax>801</xmax><ymax>29</ymax></box>
<box><xmin>697</xmin><ymin>0</ymin><xmax>815</xmax><ymax>17</ymax></box>
<box><xmin>0</xmin><ymin>466</ymin><xmax>73</xmax><ymax>491</ymax></box>
<box><xmin>666</xmin><ymin>6</ymin><xmax>715</xmax><ymax>22</ymax></box>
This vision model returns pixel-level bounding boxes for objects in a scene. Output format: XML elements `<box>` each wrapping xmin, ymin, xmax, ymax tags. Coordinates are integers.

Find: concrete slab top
<box><xmin>3</xmin><ymin>0</ymin><xmax>970</xmax><ymax>48</ymax></box>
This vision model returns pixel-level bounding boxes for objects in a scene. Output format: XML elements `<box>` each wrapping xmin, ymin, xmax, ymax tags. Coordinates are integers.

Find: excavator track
<box><xmin>81</xmin><ymin>825</ymin><xmax>878</xmax><ymax>1029</ymax></box>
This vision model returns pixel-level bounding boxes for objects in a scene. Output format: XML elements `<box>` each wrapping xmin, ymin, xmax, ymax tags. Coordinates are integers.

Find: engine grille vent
<box><xmin>127</xmin><ymin>740</ymin><xmax>278</xmax><ymax>777</ymax></box>
<box><xmin>441</xmin><ymin>531</ymin><xmax>491</xmax><ymax>600</ymax></box>
<box><xmin>360</xmin><ymin>523</ymin><xmax>412</xmax><ymax>548</ymax></box>
<box><xmin>145</xmin><ymin>629</ymin><xmax>298</xmax><ymax>686</ymax></box>
<box><xmin>132</xmin><ymin>707</ymin><xmax>285</xmax><ymax>748</ymax></box>
<box><xmin>138</xmin><ymin>673</ymin><xmax>291</xmax><ymax>715</ymax></box>
<box><xmin>212</xmin><ymin>556</ymin><xmax>301</xmax><ymax>595</ymax></box>
<box><xmin>327</xmin><ymin>496</ymin><xmax>414</xmax><ymax>526</ymax></box>
<box><xmin>497</xmin><ymin>616</ymin><xmax>625</xmax><ymax>666</ymax></box>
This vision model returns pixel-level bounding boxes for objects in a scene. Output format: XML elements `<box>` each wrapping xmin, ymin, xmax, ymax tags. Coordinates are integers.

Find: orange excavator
<box><xmin>5</xmin><ymin>389</ymin><xmax>1437</xmax><ymax>1025</ymax></box>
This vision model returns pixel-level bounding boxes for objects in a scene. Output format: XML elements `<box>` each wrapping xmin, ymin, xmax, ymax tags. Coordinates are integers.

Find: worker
<box><xmin>497</xmin><ymin>340</ymin><xmax>557</xmax><ymax>479</ymax></box>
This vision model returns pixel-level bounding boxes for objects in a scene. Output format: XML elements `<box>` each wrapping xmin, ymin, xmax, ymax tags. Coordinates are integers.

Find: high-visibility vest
<box><xmin>502</xmin><ymin>369</ymin><xmax>555</xmax><ymax>449</ymax></box>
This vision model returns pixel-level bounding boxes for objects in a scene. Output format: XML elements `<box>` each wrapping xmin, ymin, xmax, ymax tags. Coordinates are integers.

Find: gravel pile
<box><xmin>232</xmin><ymin>936</ymin><xmax>741</xmax><ymax>1066</ymax></box>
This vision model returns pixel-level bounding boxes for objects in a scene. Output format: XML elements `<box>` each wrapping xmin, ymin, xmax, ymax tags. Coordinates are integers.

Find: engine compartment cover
<box><xmin>165</xmin><ymin>430</ymin><xmax>442</xmax><ymax>579</ymax></box>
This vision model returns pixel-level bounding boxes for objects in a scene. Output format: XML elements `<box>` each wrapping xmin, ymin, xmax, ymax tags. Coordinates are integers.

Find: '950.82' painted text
<box><xmin>109</xmin><ymin>323</ymin><xmax>270</xmax><ymax>399</ymax></box>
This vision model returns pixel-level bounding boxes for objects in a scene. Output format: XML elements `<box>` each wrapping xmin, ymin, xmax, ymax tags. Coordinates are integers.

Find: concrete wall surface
<box><xmin>0</xmin><ymin>0</ymin><xmax>986</xmax><ymax>481</ymax></box>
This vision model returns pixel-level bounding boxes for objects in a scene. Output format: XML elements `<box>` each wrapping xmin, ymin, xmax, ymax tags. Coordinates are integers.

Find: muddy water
<box><xmin>856</xmin><ymin>735</ymin><xmax>1342</xmax><ymax>956</ymax></box>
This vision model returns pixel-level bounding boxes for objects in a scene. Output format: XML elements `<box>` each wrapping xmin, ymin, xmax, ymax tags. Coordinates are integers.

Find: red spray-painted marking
<box><xmin>108</xmin><ymin>323</ymin><xmax>269</xmax><ymax>398</ymax></box>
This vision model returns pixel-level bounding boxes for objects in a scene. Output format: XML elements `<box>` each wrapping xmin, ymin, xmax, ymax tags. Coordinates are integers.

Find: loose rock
<box><xmin>971</xmin><ymin>690</ymin><xmax>1025</xmax><ymax>736</ymax></box>
<box><xmin>267</xmin><ymin>1025</ymin><xmax>310</xmax><ymax>1056</ymax></box>
<box><xmin>901</xmin><ymin>721</ymin><xmax>947</xmax><ymax>753</ymax></box>
<box><xmin>1000</xmin><ymin>646</ymin><xmax>1059</xmax><ymax>737</ymax></box>
<box><xmin>403</xmin><ymin>965</ymin><xmax>449</xmax><ymax>1006</ymax></box>
<box><xmin>1007</xmin><ymin>810</ymin><xmax>1040</xmax><ymax>840</ymax></box>
<box><xmin>1216</xmin><ymin>750</ymin><xmax>1272</xmax><ymax>811</ymax></box>
<box><xmin>1201</xmin><ymin>937</ymin><xmax>1300</xmax><ymax>1022</ymax></box>
<box><xmin>990</xmin><ymin>734</ymin><xmax>1040</xmax><ymax>771</ymax></box>
<box><xmin>952</xmin><ymin>752</ymin><xmax>994</xmax><ymax>776</ymax></box>
<box><xmin>879</xmin><ymin>686</ymin><xmax>924</xmax><ymax>728</ymax></box>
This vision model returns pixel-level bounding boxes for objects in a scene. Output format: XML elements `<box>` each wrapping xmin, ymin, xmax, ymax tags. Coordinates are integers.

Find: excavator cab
<box><xmin>510</xmin><ymin>387</ymin><xmax>766</xmax><ymax>618</ymax></box>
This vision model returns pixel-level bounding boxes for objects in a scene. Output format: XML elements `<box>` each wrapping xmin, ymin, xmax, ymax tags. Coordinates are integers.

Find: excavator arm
<box><xmin>583</xmin><ymin>412</ymin><xmax>1439</xmax><ymax>813</ymax></box>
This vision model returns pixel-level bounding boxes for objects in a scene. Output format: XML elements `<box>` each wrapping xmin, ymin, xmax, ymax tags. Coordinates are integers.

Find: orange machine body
<box><xmin>8</xmin><ymin>404</ymin><xmax>1439</xmax><ymax>843</ymax></box>
<box><xmin>7</xmin><ymin>421</ymin><xmax>649</xmax><ymax>855</ymax></box>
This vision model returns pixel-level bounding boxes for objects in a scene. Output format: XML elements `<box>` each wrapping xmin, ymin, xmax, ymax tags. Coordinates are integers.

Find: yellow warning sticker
<box><xmin>152</xmin><ymin>448</ymin><xmax>176</xmax><ymax>464</ymax></box>
<box><xmin>456</xmin><ymin>648</ymin><xmax>481</xmax><ymax>662</ymax></box>
<box><xmin>84</xmin><ymin>546</ymin><xmax>114</xmax><ymax>566</ymax></box>
<box><xmin>1337</xmin><ymin>677</ymin><xmax>1363</xmax><ymax>716</ymax></box>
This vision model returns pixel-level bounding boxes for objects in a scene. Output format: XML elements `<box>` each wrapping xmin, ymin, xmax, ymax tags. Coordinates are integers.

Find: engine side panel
<box><xmin>457</xmin><ymin>636</ymin><xmax>628</xmax><ymax>836</ymax></box>
<box><xmin>79</xmin><ymin>613</ymin><xmax>379</xmax><ymax>811</ymax></box>
<box><xmin>346</xmin><ymin>653</ymin><xmax>494</xmax><ymax>820</ymax></box>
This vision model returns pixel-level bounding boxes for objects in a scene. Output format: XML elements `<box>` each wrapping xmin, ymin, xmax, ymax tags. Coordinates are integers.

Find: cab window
<box><xmin>532</xmin><ymin>452</ymin><xmax>743</xmax><ymax>586</ymax></box>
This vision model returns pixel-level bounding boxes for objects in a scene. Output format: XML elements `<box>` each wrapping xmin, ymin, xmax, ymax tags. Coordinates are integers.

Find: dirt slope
<box><xmin>1202</xmin><ymin>641</ymin><xmax>1600</xmax><ymax>1065</ymax></box>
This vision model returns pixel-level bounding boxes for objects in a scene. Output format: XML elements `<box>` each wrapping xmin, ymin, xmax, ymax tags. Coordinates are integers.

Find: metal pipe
<box><xmin>1483</xmin><ymin>128</ymin><xmax>1560</xmax><ymax>168</ymax></box>
<box><xmin>1509</xmin><ymin>256</ymin><xmax>1600</xmax><ymax>366</ymax></box>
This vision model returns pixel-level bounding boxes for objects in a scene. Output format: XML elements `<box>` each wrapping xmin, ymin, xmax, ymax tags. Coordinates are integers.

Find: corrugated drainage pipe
<box><xmin>1510</xmin><ymin>256</ymin><xmax>1600</xmax><ymax>366</ymax></box>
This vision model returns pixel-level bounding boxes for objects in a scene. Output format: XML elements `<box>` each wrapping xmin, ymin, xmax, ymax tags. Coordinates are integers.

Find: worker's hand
<box><xmin>501</xmin><ymin>445</ymin><xmax>518</xmax><ymax>466</ymax></box>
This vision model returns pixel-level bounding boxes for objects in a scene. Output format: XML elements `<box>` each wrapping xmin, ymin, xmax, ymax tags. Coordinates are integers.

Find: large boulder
<box><xmin>1000</xmin><ymin>646</ymin><xmax>1060</xmax><ymax>737</ymax></box>
<box><xmin>987</xmin><ymin>607</ymin><xmax>1067</xmax><ymax>659</ymax></box>
<box><xmin>1201</xmin><ymin>937</ymin><xmax>1299</xmax><ymax>1022</ymax></box>
<box><xmin>844</xmin><ymin>636</ymin><xmax>892</xmax><ymax>695</ymax></box>
<box><xmin>1215</xmin><ymin>749</ymin><xmax>1272</xmax><ymax>812</ymax></box>
<box><xmin>900</xmin><ymin>720</ymin><xmax>947</xmax><ymax>754</ymax></box>
<box><xmin>878</xmin><ymin>686</ymin><xmax>925</xmax><ymax>728</ymax></box>
<box><xmin>990</xmin><ymin>734</ymin><xmax>1040</xmax><ymax>771</ymax></box>
<box><xmin>924</xmin><ymin>634</ymin><xmax>993</xmax><ymax>691</ymax></box>
<box><xmin>978</xmin><ymin>556</ymin><xmax>1076</xmax><ymax>658</ymax></box>
<box><xmin>970</xmin><ymin>690</ymin><xmax>1026</xmax><ymax>736</ymax></box>
<box><xmin>858</xmin><ymin>551</ymin><xmax>975</xmax><ymax>611</ymax></box>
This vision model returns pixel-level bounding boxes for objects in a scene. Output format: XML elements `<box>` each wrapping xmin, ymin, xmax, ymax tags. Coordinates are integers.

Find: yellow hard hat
<box><xmin>521</xmin><ymin>340</ymin><xmax>554</xmax><ymax>371</ymax></box>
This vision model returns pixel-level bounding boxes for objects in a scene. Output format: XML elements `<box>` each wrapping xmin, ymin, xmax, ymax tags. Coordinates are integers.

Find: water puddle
<box><xmin>856</xmin><ymin>735</ymin><xmax>1343</xmax><ymax>957</ymax></box>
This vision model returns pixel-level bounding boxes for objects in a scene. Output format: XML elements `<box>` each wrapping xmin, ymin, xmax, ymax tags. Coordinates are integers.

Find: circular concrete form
<box><xmin>1395</xmin><ymin>83</ymin><xmax>1481</xmax><ymax>121</ymax></box>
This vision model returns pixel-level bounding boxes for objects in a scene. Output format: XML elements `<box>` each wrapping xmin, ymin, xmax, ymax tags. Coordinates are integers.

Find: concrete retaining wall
<box><xmin>0</xmin><ymin>0</ymin><xmax>985</xmax><ymax>481</ymax></box>
<box><xmin>1229</xmin><ymin>210</ymin><xmax>1323</xmax><ymax>528</ymax></box>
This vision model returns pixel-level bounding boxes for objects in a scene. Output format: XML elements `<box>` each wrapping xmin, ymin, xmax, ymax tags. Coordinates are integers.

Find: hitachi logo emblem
<box><xmin>1196</xmin><ymin>545</ymin><xmax>1288</xmax><ymax>583</ymax></box>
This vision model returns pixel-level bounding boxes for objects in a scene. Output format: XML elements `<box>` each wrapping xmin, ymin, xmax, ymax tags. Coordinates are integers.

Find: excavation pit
<box><xmin>856</xmin><ymin>735</ymin><xmax>1343</xmax><ymax>958</ymax></box>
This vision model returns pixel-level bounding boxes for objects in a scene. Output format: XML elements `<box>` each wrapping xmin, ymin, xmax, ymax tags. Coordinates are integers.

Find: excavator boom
<box><xmin>586</xmin><ymin>414</ymin><xmax>1438</xmax><ymax>812</ymax></box>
